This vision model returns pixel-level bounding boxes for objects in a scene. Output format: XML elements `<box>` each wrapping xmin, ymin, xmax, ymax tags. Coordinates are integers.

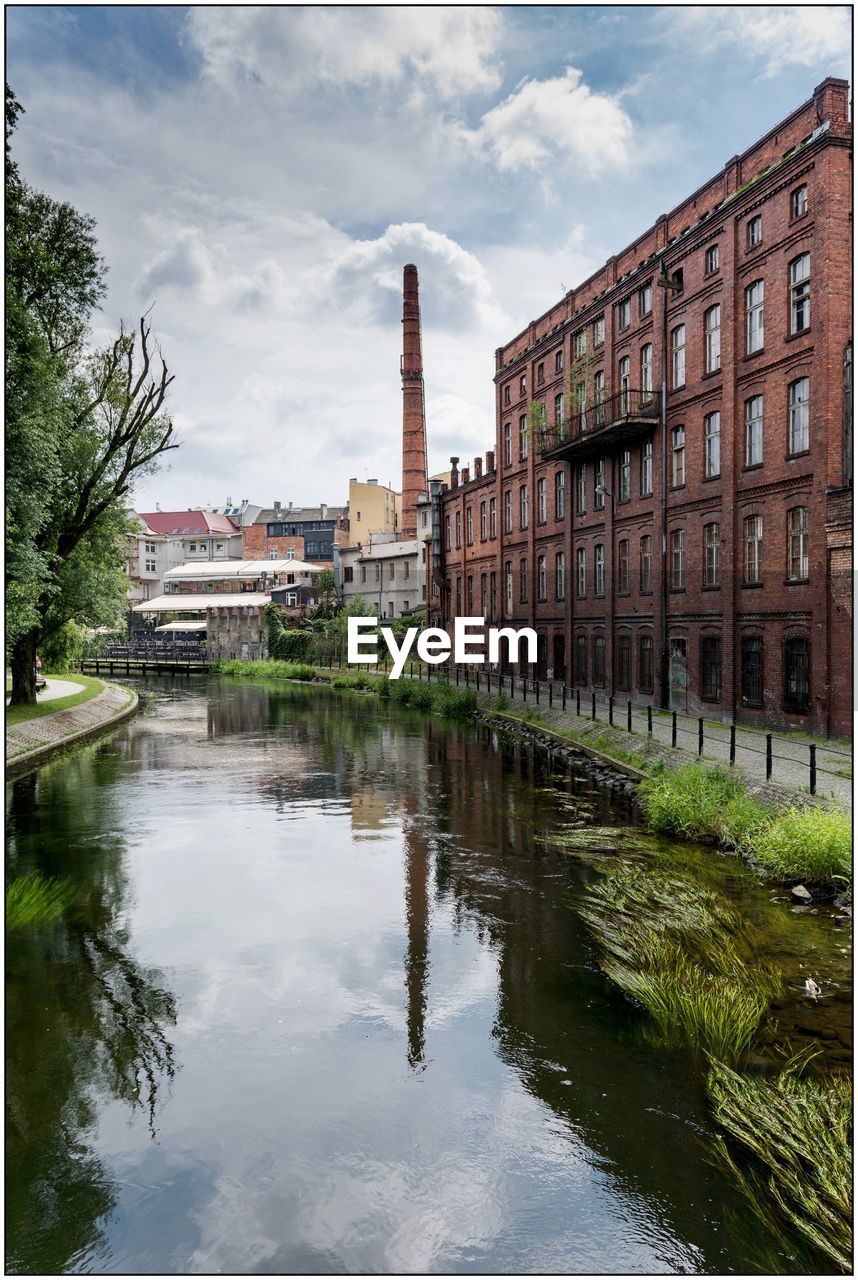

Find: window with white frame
<box><xmin>576</xmin><ymin>548</ymin><xmax>586</xmax><ymax>597</ymax></box>
<box><xmin>787</xmin><ymin>507</ymin><xmax>808</xmax><ymax>580</ymax></box>
<box><xmin>704</xmin><ymin>305</ymin><xmax>721</xmax><ymax>373</ymax></box>
<box><xmin>788</xmin><ymin>378</ymin><xmax>809</xmax><ymax>454</ymax></box>
<box><xmin>640</xmin><ymin>343</ymin><xmax>653</xmax><ymax>395</ymax></box>
<box><xmin>704</xmin><ymin>411</ymin><xmax>721</xmax><ymax>478</ymax></box>
<box><xmin>639</xmin><ymin>281</ymin><xmax>652</xmax><ymax>317</ymax></box>
<box><xmin>790</xmin><ymin>253</ymin><xmax>810</xmax><ymax>333</ymax></box>
<box><xmin>537</xmin><ymin>477</ymin><xmax>547</xmax><ymax>524</ymax></box>
<box><xmin>554</xmin><ymin>349</ymin><xmax>564</xmax><ymax>373</ymax></box>
<box><xmin>670</xmin><ymin>528</ymin><xmax>685</xmax><ymax>588</ymax></box>
<box><xmin>489</xmin><ymin>496</ymin><xmax>497</xmax><ymax>538</ymax></box>
<box><xmin>617</xmin><ymin>298</ymin><xmax>631</xmax><ymax>330</ymax></box>
<box><xmin>576</xmin><ymin>465</ymin><xmax>586</xmax><ymax>514</ymax></box>
<box><xmin>744</xmin><ymin>515</ymin><xmax>763</xmax><ymax>584</ymax></box>
<box><xmin>519</xmin><ymin>484</ymin><xmax>528</xmax><ymax>529</ymax></box>
<box><xmin>641</xmin><ymin>438</ymin><xmax>653</xmax><ymax>496</ymax></box>
<box><xmin>455</xmin><ymin>511</ymin><xmax>461</xmax><ymax>548</ymax></box>
<box><xmin>791</xmin><ymin>184</ymin><xmax>808</xmax><ymax>219</ymax></box>
<box><xmin>554</xmin><ymin>391</ymin><xmax>564</xmax><ymax>425</ymax></box>
<box><xmin>639</xmin><ymin>535</ymin><xmax>652</xmax><ymax>591</ymax></box>
<box><xmin>593</xmin><ymin>370</ymin><xmax>605</xmax><ymax>423</ymax></box>
<box><xmin>505</xmin><ymin>561</ymin><xmax>513</xmax><ymax>614</ymax></box>
<box><xmin>480</xmin><ymin>501</ymin><xmax>487</xmax><ymax>540</ymax></box>
<box><xmin>619</xmin><ymin>355</ymin><xmax>630</xmax><ymax>411</ymax></box>
<box><xmin>575</xmin><ymin>330</ymin><xmax>587</xmax><ymax>358</ymax></box>
<box><xmin>503</xmin><ymin>421</ymin><xmax>512</xmax><ymax>466</ymax></box>
<box><xmin>746</xmin><ymin>280</ymin><xmax>764</xmax><ymax>353</ymax></box>
<box><xmin>705</xmin><ymin>244</ymin><xmax>719</xmax><ymax>274</ymax></box>
<box><xmin>619</xmin><ymin>449</ymin><xmax>631</xmax><ymax>502</ymax></box>
<box><xmin>594</xmin><ymin>543</ymin><xmax>605</xmax><ymax>595</ymax></box>
<box><xmin>617</xmin><ymin>539</ymin><xmax>630</xmax><ymax>593</ymax></box>
<box><xmin>747</xmin><ymin>215</ymin><xmax>762</xmax><ymax>248</ymax></box>
<box><xmin>504</xmin><ymin>489</ymin><xmax>512</xmax><ymax>533</ymax></box>
<box><xmin>594</xmin><ymin>458</ymin><xmax>605</xmax><ymax>509</ymax></box>
<box><xmin>745</xmin><ymin>395</ymin><xmax>764</xmax><ymax>466</ymax></box>
<box><xmin>576</xmin><ymin>381</ymin><xmax>586</xmax><ymax>430</ymax></box>
<box><xmin>671</xmin><ymin>425</ymin><xmax>686</xmax><ymax>487</ymax></box>
<box><xmin>670</xmin><ymin>325</ymin><xmax>686</xmax><ymax>387</ymax></box>
<box><xmin>519</xmin><ymin>413</ymin><xmax>528</xmax><ymax>459</ymax></box>
<box><xmin>537</xmin><ymin>555</ymin><xmax>547</xmax><ymax>601</ymax></box>
<box><xmin>593</xmin><ymin>316</ymin><xmax>604</xmax><ymax>346</ymax></box>
<box><xmin>556</xmin><ymin>552</ymin><xmax>565</xmax><ymax>600</ymax></box>
<box><xmin>704</xmin><ymin>522</ymin><xmax>720</xmax><ymax>587</ymax></box>
<box><xmin>555</xmin><ymin>469</ymin><xmax>565</xmax><ymax>520</ymax></box>
<box><xmin>466</xmin><ymin>506</ymin><xmax>473</xmax><ymax>544</ymax></box>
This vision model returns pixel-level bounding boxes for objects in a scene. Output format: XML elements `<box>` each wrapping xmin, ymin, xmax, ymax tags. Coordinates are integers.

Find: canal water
<box><xmin>6</xmin><ymin>677</ymin><xmax>850</xmax><ymax>1274</ymax></box>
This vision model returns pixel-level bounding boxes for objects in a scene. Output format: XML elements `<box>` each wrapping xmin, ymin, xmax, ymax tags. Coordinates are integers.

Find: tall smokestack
<box><xmin>401</xmin><ymin>264</ymin><xmax>428</xmax><ymax>541</ymax></box>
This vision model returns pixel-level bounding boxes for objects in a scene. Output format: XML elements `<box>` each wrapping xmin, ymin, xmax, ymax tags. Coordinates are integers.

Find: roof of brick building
<box><xmin>139</xmin><ymin>510</ymin><xmax>240</xmax><ymax>535</ymax></box>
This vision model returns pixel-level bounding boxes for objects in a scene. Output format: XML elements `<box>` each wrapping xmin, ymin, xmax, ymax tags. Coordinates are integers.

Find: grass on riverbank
<box><xmin>708</xmin><ymin>1057</ymin><xmax>852</xmax><ymax>1272</ymax></box>
<box><xmin>638</xmin><ymin>762</ymin><xmax>852</xmax><ymax>890</ymax></box>
<box><xmin>577</xmin><ymin>869</ymin><xmax>782</xmax><ymax>1061</ymax></box>
<box><xmin>6</xmin><ymin>872</ymin><xmax>74</xmax><ymax>930</ymax></box>
<box><xmin>5</xmin><ymin>674</ymin><xmax>104</xmax><ymax>727</ymax></box>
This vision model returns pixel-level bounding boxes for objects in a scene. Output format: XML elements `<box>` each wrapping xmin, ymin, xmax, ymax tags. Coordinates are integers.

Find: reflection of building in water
<box><xmin>351</xmin><ymin>791</ymin><xmax>389</xmax><ymax>832</ymax></box>
<box><xmin>403</xmin><ymin>816</ymin><xmax>430</xmax><ymax>1071</ymax></box>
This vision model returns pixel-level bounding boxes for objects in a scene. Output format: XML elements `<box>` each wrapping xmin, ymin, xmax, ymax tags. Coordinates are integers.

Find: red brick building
<box><xmin>438</xmin><ymin>78</ymin><xmax>852</xmax><ymax>738</ymax></box>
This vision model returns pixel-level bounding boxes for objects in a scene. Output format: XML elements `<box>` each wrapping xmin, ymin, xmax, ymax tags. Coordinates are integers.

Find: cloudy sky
<box><xmin>7</xmin><ymin>5</ymin><xmax>850</xmax><ymax>512</ymax></box>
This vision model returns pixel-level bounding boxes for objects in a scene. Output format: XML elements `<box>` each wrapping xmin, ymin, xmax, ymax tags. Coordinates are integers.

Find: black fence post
<box><xmin>729</xmin><ymin>723</ymin><xmax>736</xmax><ymax>767</ymax></box>
<box><xmin>456</xmin><ymin>665</ymin><xmax>460</xmax><ymax>686</ymax></box>
<box><xmin>576</xmin><ymin>689</ymin><xmax>581</xmax><ymax>716</ymax></box>
<box><xmin>591</xmin><ymin>692</ymin><xmax>596</xmax><ymax>721</ymax></box>
<box><xmin>535</xmin><ymin>680</ymin><xmax>540</xmax><ymax>704</ymax></box>
<box><xmin>562</xmin><ymin>686</ymin><xmax>567</xmax><ymax>712</ymax></box>
<box><xmin>608</xmin><ymin>696</ymin><xmax>613</xmax><ymax>726</ymax></box>
<box><xmin>627</xmin><ymin>700</ymin><xmax>632</xmax><ymax>732</ymax></box>
<box><xmin>464</xmin><ymin>667</ymin><xmax>468</xmax><ymax>686</ymax></box>
<box><xmin>548</xmin><ymin>682</ymin><xmax>553</xmax><ymax>707</ymax></box>
<box><xmin>476</xmin><ymin>670</ymin><xmax>480</xmax><ymax>692</ymax></box>
<box><xmin>809</xmin><ymin>744</ymin><xmax>817</xmax><ymax>795</ymax></box>
<box><xmin>647</xmin><ymin>705</ymin><xmax>653</xmax><ymax>736</ymax></box>
<box><xmin>698</xmin><ymin>717</ymin><xmax>704</xmax><ymax>757</ymax></box>
<box><xmin>523</xmin><ymin>678</ymin><xmax>527</xmax><ymax>702</ymax></box>
<box><xmin>765</xmin><ymin>733</ymin><xmax>773</xmax><ymax>781</ymax></box>
<box><xmin>510</xmin><ymin>675</ymin><xmax>514</xmax><ymax>698</ymax></box>
<box><xmin>671</xmin><ymin>711</ymin><xmax>677</xmax><ymax>748</ymax></box>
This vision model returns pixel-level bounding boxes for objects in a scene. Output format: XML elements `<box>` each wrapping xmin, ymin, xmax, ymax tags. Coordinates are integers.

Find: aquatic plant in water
<box><xmin>638</xmin><ymin>763</ymin><xmax>769</xmax><ymax>847</ymax></box>
<box><xmin>708</xmin><ymin>1057</ymin><xmax>852</xmax><ymax>1272</ymax></box>
<box><xmin>576</xmin><ymin>870</ymin><xmax>782</xmax><ymax>1061</ymax></box>
<box><xmin>7</xmin><ymin>872</ymin><xmax>74</xmax><ymax>930</ymax></box>
<box><xmin>738</xmin><ymin>804</ymin><xmax>852</xmax><ymax>888</ymax></box>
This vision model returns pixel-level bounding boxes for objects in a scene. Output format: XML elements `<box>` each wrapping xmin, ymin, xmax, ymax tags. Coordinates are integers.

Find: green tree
<box><xmin>6</xmin><ymin>87</ymin><xmax>177</xmax><ymax>704</ymax></box>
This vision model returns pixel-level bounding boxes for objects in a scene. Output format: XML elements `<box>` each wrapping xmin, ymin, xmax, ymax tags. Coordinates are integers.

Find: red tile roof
<box><xmin>138</xmin><ymin>510</ymin><xmax>239</xmax><ymax>536</ymax></box>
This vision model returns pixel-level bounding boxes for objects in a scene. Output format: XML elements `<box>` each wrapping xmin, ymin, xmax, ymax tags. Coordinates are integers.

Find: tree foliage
<box><xmin>5</xmin><ymin>85</ymin><xmax>178</xmax><ymax>703</ymax></box>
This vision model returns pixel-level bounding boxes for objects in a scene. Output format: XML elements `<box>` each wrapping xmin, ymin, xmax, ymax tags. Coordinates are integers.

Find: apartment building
<box><xmin>439</xmin><ymin>78</ymin><xmax>852</xmax><ymax>738</ymax></box>
<box><xmin>242</xmin><ymin>501</ymin><xmax>348</xmax><ymax>562</ymax></box>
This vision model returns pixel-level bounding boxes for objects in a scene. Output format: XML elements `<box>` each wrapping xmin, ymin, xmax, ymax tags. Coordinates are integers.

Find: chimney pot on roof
<box><xmin>461</xmin><ymin>467</ymin><xmax>470</xmax><ymax>484</ymax></box>
<box><xmin>474</xmin><ymin>457</ymin><xmax>483</xmax><ymax>478</ymax></box>
<box><xmin>486</xmin><ymin>450</ymin><xmax>495</xmax><ymax>472</ymax></box>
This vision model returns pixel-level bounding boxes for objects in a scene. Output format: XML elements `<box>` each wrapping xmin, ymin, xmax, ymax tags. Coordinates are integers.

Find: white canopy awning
<box><xmin>162</xmin><ymin>558</ymin><xmax>325</xmax><ymax>580</ymax></box>
<box><xmin>154</xmin><ymin>620</ymin><xmax>208</xmax><ymax>632</ymax></box>
<box><xmin>133</xmin><ymin>593</ymin><xmax>271</xmax><ymax>613</ymax></box>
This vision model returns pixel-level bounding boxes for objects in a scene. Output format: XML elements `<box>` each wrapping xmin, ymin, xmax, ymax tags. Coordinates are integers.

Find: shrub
<box><xmin>740</xmin><ymin>805</ymin><xmax>851</xmax><ymax>887</ymax></box>
<box><xmin>639</xmin><ymin>763</ymin><xmax>768</xmax><ymax>847</ymax></box>
<box><xmin>708</xmin><ymin>1058</ymin><xmax>852</xmax><ymax>1271</ymax></box>
<box><xmin>491</xmin><ymin>692</ymin><xmax>510</xmax><ymax>712</ymax></box>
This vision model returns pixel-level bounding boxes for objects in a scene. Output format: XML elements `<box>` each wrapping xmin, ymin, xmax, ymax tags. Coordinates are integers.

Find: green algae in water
<box><xmin>575</xmin><ymin>868</ymin><xmax>783</xmax><ymax>1062</ymax></box>
<box><xmin>7</xmin><ymin>872</ymin><xmax>74</xmax><ymax>930</ymax></box>
<box><xmin>708</xmin><ymin>1057</ymin><xmax>852</xmax><ymax>1273</ymax></box>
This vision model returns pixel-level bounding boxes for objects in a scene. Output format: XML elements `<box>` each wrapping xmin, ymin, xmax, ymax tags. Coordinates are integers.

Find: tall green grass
<box><xmin>7</xmin><ymin>873</ymin><xmax>74</xmax><ymax>930</ymax></box>
<box><xmin>215</xmin><ymin>658</ymin><xmax>320</xmax><ymax>682</ymax></box>
<box><xmin>577</xmin><ymin>870</ymin><xmax>782</xmax><ymax>1061</ymax></box>
<box><xmin>708</xmin><ymin>1058</ymin><xmax>852</xmax><ymax>1272</ymax></box>
<box><xmin>739</xmin><ymin>805</ymin><xmax>851</xmax><ymax>887</ymax></box>
<box><xmin>639</xmin><ymin>763</ymin><xmax>769</xmax><ymax>847</ymax></box>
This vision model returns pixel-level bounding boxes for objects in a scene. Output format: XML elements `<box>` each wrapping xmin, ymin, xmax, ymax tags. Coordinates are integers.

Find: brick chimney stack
<box><xmin>401</xmin><ymin>264</ymin><xmax>428</xmax><ymax>540</ymax></box>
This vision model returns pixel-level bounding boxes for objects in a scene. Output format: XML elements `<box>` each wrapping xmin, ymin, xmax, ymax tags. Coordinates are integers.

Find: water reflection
<box><xmin>5</xmin><ymin>677</ymin><xmax>848</xmax><ymax>1274</ymax></box>
<box><xmin>6</xmin><ymin>757</ymin><xmax>178</xmax><ymax>1275</ymax></box>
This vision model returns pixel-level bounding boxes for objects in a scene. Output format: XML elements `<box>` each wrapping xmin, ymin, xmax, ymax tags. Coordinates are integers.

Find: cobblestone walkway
<box><xmin>6</xmin><ymin>682</ymin><xmax>135</xmax><ymax>761</ymax></box>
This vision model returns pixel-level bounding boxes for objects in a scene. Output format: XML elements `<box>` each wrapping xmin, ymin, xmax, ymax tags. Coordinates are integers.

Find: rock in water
<box><xmin>790</xmin><ymin>884</ymin><xmax>813</xmax><ymax>904</ymax></box>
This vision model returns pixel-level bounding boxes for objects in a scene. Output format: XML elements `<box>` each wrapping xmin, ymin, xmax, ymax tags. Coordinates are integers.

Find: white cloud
<box><xmin>327</xmin><ymin>221</ymin><xmax>506</xmax><ymax>332</ymax></box>
<box><xmin>187</xmin><ymin>5</ymin><xmax>502</xmax><ymax>98</ymax></box>
<box><xmin>666</xmin><ymin>6</ymin><xmax>851</xmax><ymax>79</ymax></box>
<box><xmin>460</xmin><ymin>66</ymin><xmax>634</xmax><ymax>175</ymax></box>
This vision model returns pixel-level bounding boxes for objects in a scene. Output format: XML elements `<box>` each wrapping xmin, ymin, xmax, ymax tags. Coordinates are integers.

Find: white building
<box><xmin>339</xmin><ymin>535</ymin><xmax>426</xmax><ymax>621</ymax></box>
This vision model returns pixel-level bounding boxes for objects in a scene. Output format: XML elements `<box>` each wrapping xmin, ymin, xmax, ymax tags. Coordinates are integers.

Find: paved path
<box><xmin>6</xmin><ymin>681</ymin><xmax>136</xmax><ymax>764</ymax></box>
<box><xmin>35</xmin><ymin>677</ymin><xmax>85</xmax><ymax>702</ymax></box>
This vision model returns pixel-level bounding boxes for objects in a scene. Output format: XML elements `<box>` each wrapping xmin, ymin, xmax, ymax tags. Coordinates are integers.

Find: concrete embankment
<box><xmin>6</xmin><ymin>681</ymin><xmax>138</xmax><ymax>777</ymax></box>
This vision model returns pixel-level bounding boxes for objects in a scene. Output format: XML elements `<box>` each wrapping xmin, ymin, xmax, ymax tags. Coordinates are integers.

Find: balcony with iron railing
<box><xmin>539</xmin><ymin>389</ymin><xmax>661</xmax><ymax>460</ymax></box>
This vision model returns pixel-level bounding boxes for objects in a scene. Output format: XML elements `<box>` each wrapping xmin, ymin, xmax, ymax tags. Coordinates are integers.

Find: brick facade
<box><xmin>438</xmin><ymin>78</ymin><xmax>852</xmax><ymax>739</ymax></box>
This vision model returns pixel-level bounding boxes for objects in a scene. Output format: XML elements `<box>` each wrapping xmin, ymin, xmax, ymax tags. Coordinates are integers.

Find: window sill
<box><xmin>785</xmin><ymin>328</ymin><xmax>811</xmax><ymax>343</ymax></box>
<box><xmin>669</xmin><ymin>587</ymin><xmax>686</xmax><ymax>594</ymax></box>
<box><xmin>672</xmin><ymin>383</ymin><xmax>687</xmax><ymax>393</ymax></box>
<box><xmin>701</xmin><ymin>368</ymin><xmax>721</xmax><ymax>380</ymax></box>
<box><xmin>701</xmin><ymin>696</ymin><xmax>722</xmax><ymax>704</ymax></box>
<box><xmin>742</xmin><ymin>349</ymin><xmax>765</xmax><ymax>361</ymax></box>
<box><xmin>639</xmin><ymin>589</ymin><xmax>653</xmax><ymax>596</ymax></box>
<box><xmin>743</xmin><ymin>462</ymin><xmax>764</xmax><ymax>473</ymax></box>
<box><xmin>702</xmin><ymin>474</ymin><xmax>721</xmax><ymax>483</ymax></box>
<box><xmin>784</xmin><ymin>578</ymin><xmax>809</xmax><ymax>586</ymax></box>
<box><xmin>741</xmin><ymin>699</ymin><xmax>764</xmax><ymax>709</ymax></box>
<box><xmin>742</xmin><ymin>581</ymin><xmax>764</xmax><ymax>589</ymax></box>
<box><xmin>702</xmin><ymin>584</ymin><xmax>721</xmax><ymax>592</ymax></box>
<box><xmin>783</xmin><ymin>706</ymin><xmax>810</xmax><ymax>716</ymax></box>
<box><xmin>786</xmin><ymin>449</ymin><xmax>810</xmax><ymax>461</ymax></box>
<box><xmin>669</xmin><ymin>484</ymin><xmax>686</xmax><ymax>493</ymax></box>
